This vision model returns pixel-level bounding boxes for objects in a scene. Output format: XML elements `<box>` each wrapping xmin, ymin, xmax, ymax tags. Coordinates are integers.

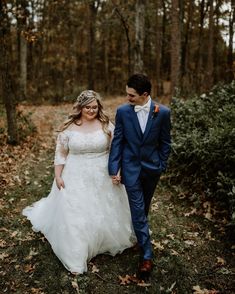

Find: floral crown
<box><xmin>76</xmin><ymin>90</ymin><xmax>101</xmax><ymax>106</ymax></box>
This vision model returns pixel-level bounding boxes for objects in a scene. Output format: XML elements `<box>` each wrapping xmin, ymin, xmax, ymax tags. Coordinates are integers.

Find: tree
<box><xmin>227</xmin><ymin>0</ymin><xmax>235</xmax><ymax>82</ymax></box>
<box><xmin>134</xmin><ymin>0</ymin><xmax>145</xmax><ymax>73</ymax></box>
<box><xmin>170</xmin><ymin>0</ymin><xmax>181</xmax><ymax>96</ymax></box>
<box><xmin>206</xmin><ymin>0</ymin><xmax>215</xmax><ymax>89</ymax></box>
<box><xmin>0</xmin><ymin>1</ymin><xmax>18</xmax><ymax>144</ymax></box>
<box><xmin>87</xmin><ymin>1</ymin><xmax>99</xmax><ymax>90</ymax></box>
<box><xmin>17</xmin><ymin>0</ymin><xmax>29</xmax><ymax>100</ymax></box>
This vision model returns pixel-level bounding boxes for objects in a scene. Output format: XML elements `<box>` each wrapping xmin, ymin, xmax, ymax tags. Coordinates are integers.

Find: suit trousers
<box><xmin>125</xmin><ymin>170</ymin><xmax>160</xmax><ymax>260</ymax></box>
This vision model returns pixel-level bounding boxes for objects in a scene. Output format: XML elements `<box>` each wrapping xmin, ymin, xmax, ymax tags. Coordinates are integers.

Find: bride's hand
<box><xmin>56</xmin><ymin>177</ymin><xmax>65</xmax><ymax>190</ymax></box>
<box><xmin>111</xmin><ymin>175</ymin><xmax>121</xmax><ymax>185</ymax></box>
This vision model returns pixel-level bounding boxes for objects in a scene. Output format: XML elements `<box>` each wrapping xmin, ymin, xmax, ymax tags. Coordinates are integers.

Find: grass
<box><xmin>1</xmin><ymin>101</ymin><xmax>235</xmax><ymax>294</ymax></box>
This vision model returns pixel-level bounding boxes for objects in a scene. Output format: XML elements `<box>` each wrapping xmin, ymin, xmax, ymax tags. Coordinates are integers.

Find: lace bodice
<box><xmin>54</xmin><ymin>126</ymin><xmax>113</xmax><ymax>165</ymax></box>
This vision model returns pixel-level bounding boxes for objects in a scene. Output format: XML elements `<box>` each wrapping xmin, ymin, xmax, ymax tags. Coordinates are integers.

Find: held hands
<box><xmin>111</xmin><ymin>170</ymin><xmax>121</xmax><ymax>185</ymax></box>
<box><xmin>55</xmin><ymin>177</ymin><xmax>65</xmax><ymax>190</ymax></box>
<box><xmin>111</xmin><ymin>175</ymin><xmax>121</xmax><ymax>185</ymax></box>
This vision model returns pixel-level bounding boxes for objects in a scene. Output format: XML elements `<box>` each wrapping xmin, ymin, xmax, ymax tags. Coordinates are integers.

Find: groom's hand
<box><xmin>111</xmin><ymin>175</ymin><xmax>121</xmax><ymax>185</ymax></box>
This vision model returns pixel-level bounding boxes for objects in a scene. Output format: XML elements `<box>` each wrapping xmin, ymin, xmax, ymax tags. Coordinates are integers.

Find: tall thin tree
<box><xmin>170</xmin><ymin>0</ymin><xmax>181</xmax><ymax>96</ymax></box>
<box><xmin>134</xmin><ymin>0</ymin><xmax>145</xmax><ymax>73</ymax></box>
<box><xmin>0</xmin><ymin>2</ymin><xmax>18</xmax><ymax>144</ymax></box>
<box><xmin>206</xmin><ymin>0</ymin><xmax>214</xmax><ymax>89</ymax></box>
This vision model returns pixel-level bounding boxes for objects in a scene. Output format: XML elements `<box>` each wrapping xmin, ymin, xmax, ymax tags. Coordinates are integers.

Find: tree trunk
<box><xmin>206</xmin><ymin>0</ymin><xmax>214</xmax><ymax>90</ymax></box>
<box><xmin>134</xmin><ymin>0</ymin><xmax>145</xmax><ymax>73</ymax></box>
<box><xmin>20</xmin><ymin>33</ymin><xmax>27</xmax><ymax>98</ymax></box>
<box><xmin>87</xmin><ymin>1</ymin><xmax>97</xmax><ymax>90</ymax></box>
<box><xmin>170</xmin><ymin>0</ymin><xmax>181</xmax><ymax>97</ymax></box>
<box><xmin>17</xmin><ymin>0</ymin><xmax>28</xmax><ymax>100</ymax></box>
<box><xmin>155</xmin><ymin>0</ymin><xmax>162</xmax><ymax>96</ymax></box>
<box><xmin>0</xmin><ymin>2</ymin><xmax>18</xmax><ymax>144</ymax></box>
<box><xmin>195</xmin><ymin>0</ymin><xmax>207</xmax><ymax>90</ymax></box>
<box><xmin>113</xmin><ymin>3</ymin><xmax>132</xmax><ymax>75</ymax></box>
<box><xmin>227</xmin><ymin>0</ymin><xmax>235</xmax><ymax>82</ymax></box>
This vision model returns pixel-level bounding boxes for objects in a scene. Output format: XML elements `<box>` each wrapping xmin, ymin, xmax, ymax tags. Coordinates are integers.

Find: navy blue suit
<box><xmin>108</xmin><ymin>100</ymin><xmax>171</xmax><ymax>260</ymax></box>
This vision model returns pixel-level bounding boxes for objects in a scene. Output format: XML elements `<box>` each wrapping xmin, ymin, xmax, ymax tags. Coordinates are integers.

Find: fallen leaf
<box><xmin>184</xmin><ymin>240</ymin><xmax>197</xmax><ymax>246</ymax></box>
<box><xmin>25</xmin><ymin>248</ymin><xmax>39</xmax><ymax>260</ymax></box>
<box><xmin>216</xmin><ymin>257</ymin><xmax>226</xmax><ymax>265</ymax></box>
<box><xmin>151</xmin><ymin>239</ymin><xmax>164</xmax><ymax>250</ymax></box>
<box><xmin>170</xmin><ymin>249</ymin><xmax>179</xmax><ymax>256</ymax></box>
<box><xmin>71</xmin><ymin>279</ymin><xmax>80</xmax><ymax>293</ymax></box>
<box><xmin>118</xmin><ymin>275</ymin><xmax>131</xmax><ymax>285</ymax></box>
<box><xmin>0</xmin><ymin>252</ymin><xmax>9</xmax><ymax>260</ymax></box>
<box><xmin>184</xmin><ymin>208</ymin><xmax>197</xmax><ymax>217</ymax></box>
<box><xmin>193</xmin><ymin>285</ymin><xmax>219</xmax><ymax>294</ymax></box>
<box><xmin>167</xmin><ymin>281</ymin><xmax>176</xmax><ymax>292</ymax></box>
<box><xmin>31</xmin><ymin>288</ymin><xmax>45</xmax><ymax>294</ymax></box>
<box><xmin>166</xmin><ymin>234</ymin><xmax>175</xmax><ymax>240</ymax></box>
<box><xmin>151</xmin><ymin>202</ymin><xmax>159</xmax><ymax>212</ymax></box>
<box><xmin>24</xmin><ymin>264</ymin><xmax>35</xmax><ymax>273</ymax></box>
<box><xmin>91</xmin><ymin>264</ymin><xmax>99</xmax><ymax>273</ymax></box>
<box><xmin>137</xmin><ymin>280</ymin><xmax>151</xmax><ymax>287</ymax></box>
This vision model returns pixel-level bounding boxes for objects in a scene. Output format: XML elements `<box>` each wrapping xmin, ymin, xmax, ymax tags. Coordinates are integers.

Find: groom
<box><xmin>108</xmin><ymin>74</ymin><xmax>171</xmax><ymax>278</ymax></box>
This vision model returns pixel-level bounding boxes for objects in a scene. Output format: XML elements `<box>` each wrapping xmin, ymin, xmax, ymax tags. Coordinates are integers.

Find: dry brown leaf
<box><xmin>91</xmin><ymin>264</ymin><xmax>99</xmax><ymax>273</ymax></box>
<box><xmin>0</xmin><ymin>239</ymin><xmax>7</xmax><ymax>248</ymax></box>
<box><xmin>151</xmin><ymin>239</ymin><xmax>164</xmax><ymax>250</ymax></box>
<box><xmin>24</xmin><ymin>264</ymin><xmax>36</xmax><ymax>273</ymax></box>
<box><xmin>184</xmin><ymin>208</ymin><xmax>197</xmax><ymax>217</ymax></box>
<box><xmin>166</xmin><ymin>234</ymin><xmax>175</xmax><ymax>240</ymax></box>
<box><xmin>71</xmin><ymin>280</ymin><xmax>80</xmax><ymax>293</ymax></box>
<box><xmin>170</xmin><ymin>249</ymin><xmax>180</xmax><ymax>256</ymax></box>
<box><xmin>31</xmin><ymin>287</ymin><xmax>46</xmax><ymax>294</ymax></box>
<box><xmin>151</xmin><ymin>202</ymin><xmax>159</xmax><ymax>212</ymax></box>
<box><xmin>137</xmin><ymin>280</ymin><xmax>151</xmax><ymax>287</ymax></box>
<box><xmin>216</xmin><ymin>257</ymin><xmax>226</xmax><ymax>265</ymax></box>
<box><xmin>184</xmin><ymin>240</ymin><xmax>197</xmax><ymax>246</ymax></box>
<box><xmin>0</xmin><ymin>252</ymin><xmax>9</xmax><ymax>260</ymax></box>
<box><xmin>193</xmin><ymin>285</ymin><xmax>219</xmax><ymax>294</ymax></box>
<box><xmin>118</xmin><ymin>274</ymin><xmax>132</xmax><ymax>285</ymax></box>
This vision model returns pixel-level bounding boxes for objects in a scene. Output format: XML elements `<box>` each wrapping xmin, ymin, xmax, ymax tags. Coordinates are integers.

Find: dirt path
<box><xmin>1</xmin><ymin>100</ymin><xmax>234</xmax><ymax>294</ymax></box>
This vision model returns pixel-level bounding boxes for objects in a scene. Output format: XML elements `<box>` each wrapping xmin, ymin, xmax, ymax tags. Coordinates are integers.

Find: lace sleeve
<box><xmin>54</xmin><ymin>131</ymin><xmax>69</xmax><ymax>165</ymax></box>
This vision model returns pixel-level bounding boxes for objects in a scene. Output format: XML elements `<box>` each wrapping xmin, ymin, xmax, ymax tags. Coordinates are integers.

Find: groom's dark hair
<box><xmin>127</xmin><ymin>74</ymin><xmax>152</xmax><ymax>95</ymax></box>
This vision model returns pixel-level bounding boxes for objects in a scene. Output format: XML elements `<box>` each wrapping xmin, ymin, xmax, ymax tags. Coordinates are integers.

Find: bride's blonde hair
<box><xmin>59</xmin><ymin>90</ymin><xmax>111</xmax><ymax>137</ymax></box>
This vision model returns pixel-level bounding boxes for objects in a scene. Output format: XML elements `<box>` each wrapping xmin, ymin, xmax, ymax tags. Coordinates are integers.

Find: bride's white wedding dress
<box><xmin>22</xmin><ymin>128</ymin><xmax>135</xmax><ymax>273</ymax></box>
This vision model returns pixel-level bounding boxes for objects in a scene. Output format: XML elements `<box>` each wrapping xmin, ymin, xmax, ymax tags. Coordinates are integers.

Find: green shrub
<box><xmin>169</xmin><ymin>82</ymin><xmax>235</xmax><ymax>223</ymax></box>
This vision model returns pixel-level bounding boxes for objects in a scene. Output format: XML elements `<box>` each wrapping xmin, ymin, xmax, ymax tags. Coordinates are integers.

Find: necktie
<box><xmin>134</xmin><ymin>104</ymin><xmax>150</xmax><ymax>113</ymax></box>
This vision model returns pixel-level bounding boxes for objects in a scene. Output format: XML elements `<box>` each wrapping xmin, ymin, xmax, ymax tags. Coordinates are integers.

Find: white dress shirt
<box><xmin>134</xmin><ymin>97</ymin><xmax>151</xmax><ymax>133</ymax></box>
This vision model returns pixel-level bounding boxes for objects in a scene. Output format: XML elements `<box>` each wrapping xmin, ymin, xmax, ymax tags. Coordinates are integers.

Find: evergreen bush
<box><xmin>168</xmin><ymin>82</ymin><xmax>235</xmax><ymax>223</ymax></box>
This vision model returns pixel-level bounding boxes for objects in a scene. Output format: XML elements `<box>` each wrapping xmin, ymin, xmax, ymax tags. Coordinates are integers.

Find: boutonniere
<box><xmin>151</xmin><ymin>104</ymin><xmax>160</xmax><ymax>119</ymax></box>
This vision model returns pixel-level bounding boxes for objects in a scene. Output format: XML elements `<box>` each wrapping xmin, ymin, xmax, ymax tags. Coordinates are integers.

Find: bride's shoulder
<box><xmin>66</xmin><ymin>123</ymin><xmax>80</xmax><ymax>132</ymax></box>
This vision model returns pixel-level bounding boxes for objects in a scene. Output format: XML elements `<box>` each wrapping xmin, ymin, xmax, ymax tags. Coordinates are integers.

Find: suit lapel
<box><xmin>129</xmin><ymin>105</ymin><xmax>143</xmax><ymax>139</ymax></box>
<box><xmin>142</xmin><ymin>100</ymin><xmax>155</xmax><ymax>142</ymax></box>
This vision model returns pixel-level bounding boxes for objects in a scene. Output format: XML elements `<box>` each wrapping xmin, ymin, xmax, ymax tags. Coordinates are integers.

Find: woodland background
<box><xmin>0</xmin><ymin>1</ymin><xmax>235</xmax><ymax>293</ymax></box>
<box><xmin>0</xmin><ymin>0</ymin><xmax>234</xmax><ymax>144</ymax></box>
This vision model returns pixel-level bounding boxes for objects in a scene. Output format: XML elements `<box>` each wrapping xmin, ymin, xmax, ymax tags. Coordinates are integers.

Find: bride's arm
<box><xmin>54</xmin><ymin>131</ymin><xmax>69</xmax><ymax>189</ymax></box>
<box><xmin>54</xmin><ymin>165</ymin><xmax>65</xmax><ymax>189</ymax></box>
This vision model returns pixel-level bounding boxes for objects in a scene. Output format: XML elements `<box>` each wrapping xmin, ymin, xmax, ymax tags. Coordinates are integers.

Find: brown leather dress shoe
<box><xmin>137</xmin><ymin>259</ymin><xmax>153</xmax><ymax>280</ymax></box>
<box><xmin>139</xmin><ymin>260</ymin><xmax>153</xmax><ymax>272</ymax></box>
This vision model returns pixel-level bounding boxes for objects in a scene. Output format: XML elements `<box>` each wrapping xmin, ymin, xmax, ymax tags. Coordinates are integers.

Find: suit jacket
<box><xmin>108</xmin><ymin>100</ymin><xmax>171</xmax><ymax>186</ymax></box>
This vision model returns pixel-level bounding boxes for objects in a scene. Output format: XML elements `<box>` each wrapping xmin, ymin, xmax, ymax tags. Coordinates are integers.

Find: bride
<box><xmin>22</xmin><ymin>90</ymin><xmax>135</xmax><ymax>274</ymax></box>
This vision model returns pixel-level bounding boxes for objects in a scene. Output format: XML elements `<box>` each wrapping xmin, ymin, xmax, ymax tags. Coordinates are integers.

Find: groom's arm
<box><xmin>108</xmin><ymin>108</ymin><xmax>124</xmax><ymax>176</ymax></box>
<box><xmin>158</xmin><ymin>108</ymin><xmax>171</xmax><ymax>171</ymax></box>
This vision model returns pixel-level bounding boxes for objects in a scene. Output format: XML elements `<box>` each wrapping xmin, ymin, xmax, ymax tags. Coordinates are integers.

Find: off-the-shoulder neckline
<box><xmin>65</xmin><ymin>129</ymin><xmax>103</xmax><ymax>135</ymax></box>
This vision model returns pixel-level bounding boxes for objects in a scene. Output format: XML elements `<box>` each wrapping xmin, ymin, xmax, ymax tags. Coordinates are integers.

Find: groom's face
<box><xmin>126</xmin><ymin>86</ymin><xmax>148</xmax><ymax>106</ymax></box>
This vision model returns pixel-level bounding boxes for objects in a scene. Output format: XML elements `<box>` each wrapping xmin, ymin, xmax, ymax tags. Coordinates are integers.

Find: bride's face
<box><xmin>81</xmin><ymin>100</ymin><xmax>99</xmax><ymax>121</ymax></box>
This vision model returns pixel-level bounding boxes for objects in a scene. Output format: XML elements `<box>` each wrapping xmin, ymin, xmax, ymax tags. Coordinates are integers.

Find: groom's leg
<box><xmin>140</xmin><ymin>171</ymin><xmax>160</xmax><ymax>217</ymax></box>
<box><xmin>125</xmin><ymin>181</ymin><xmax>153</xmax><ymax>260</ymax></box>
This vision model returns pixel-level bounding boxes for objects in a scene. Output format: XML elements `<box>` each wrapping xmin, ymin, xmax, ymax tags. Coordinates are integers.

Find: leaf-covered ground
<box><xmin>1</xmin><ymin>97</ymin><xmax>235</xmax><ymax>294</ymax></box>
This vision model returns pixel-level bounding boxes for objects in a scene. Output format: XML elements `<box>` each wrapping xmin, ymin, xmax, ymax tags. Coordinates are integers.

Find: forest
<box><xmin>0</xmin><ymin>0</ymin><xmax>235</xmax><ymax>293</ymax></box>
